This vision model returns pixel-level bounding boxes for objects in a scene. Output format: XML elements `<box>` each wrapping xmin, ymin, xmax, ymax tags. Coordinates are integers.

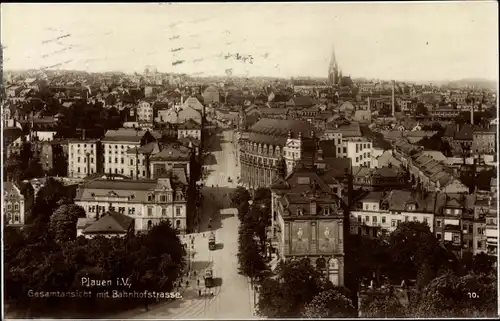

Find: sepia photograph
<box><xmin>1</xmin><ymin>2</ymin><xmax>498</xmax><ymax>319</ymax></box>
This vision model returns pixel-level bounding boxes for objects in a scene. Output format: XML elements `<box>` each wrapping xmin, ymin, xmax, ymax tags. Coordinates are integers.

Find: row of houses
<box><xmin>351</xmin><ymin>189</ymin><xmax>497</xmax><ymax>257</ymax></box>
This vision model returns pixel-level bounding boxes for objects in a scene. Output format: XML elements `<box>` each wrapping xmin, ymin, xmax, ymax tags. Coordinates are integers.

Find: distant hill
<box><xmin>440</xmin><ymin>78</ymin><xmax>497</xmax><ymax>90</ymax></box>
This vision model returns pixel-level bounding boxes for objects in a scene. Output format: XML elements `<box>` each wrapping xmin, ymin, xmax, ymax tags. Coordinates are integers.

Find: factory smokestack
<box><xmin>470</xmin><ymin>104</ymin><xmax>474</xmax><ymax>125</ymax></box>
<box><xmin>391</xmin><ymin>80</ymin><xmax>395</xmax><ymax>117</ymax></box>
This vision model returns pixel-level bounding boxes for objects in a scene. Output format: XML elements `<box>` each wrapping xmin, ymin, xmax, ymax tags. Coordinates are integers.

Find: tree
<box><xmin>237</xmin><ymin>227</ymin><xmax>266</xmax><ymax>279</ymax></box>
<box><xmin>412</xmin><ymin>272</ymin><xmax>497</xmax><ymax>318</ymax></box>
<box><xmin>231</xmin><ymin>186</ymin><xmax>251</xmax><ymax>208</ymax></box>
<box><xmin>257</xmin><ymin>259</ymin><xmax>324</xmax><ymax>317</ymax></box>
<box><xmin>361</xmin><ymin>288</ymin><xmax>408</xmax><ymax>318</ymax></box>
<box><xmin>22</xmin><ymin>156</ymin><xmax>45</xmax><ymax>180</ymax></box>
<box><xmin>472</xmin><ymin>253</ymin><xmax>495</xmax><ymax>275</ymax></box>
<box><xmin>49</xmin><ymin>204</ymin><xmax>86</xmax><ymax>243</ymax></box>
<box><xmin>389</xmin><ymin>222</ymin><xmax>451</xmax><ymax>281</ymax></box>
<box><xmin>30</xmin><ymin>178</ymin><xmax>68</xmax><ymax>224</ymax></box>
<box><xmin>4</xmin><ymin>155</ymin><xmax>23</xmax><ymax>182</ymax></box>
<box><xmin>415</xmin><ymin>103</ymin><xmax>428</xmax><ymax>116</ymax></box>
<box><xmin>303</xmin><ymin>287</ymin><xmax>356</xmax><ymax>318</ymax></box>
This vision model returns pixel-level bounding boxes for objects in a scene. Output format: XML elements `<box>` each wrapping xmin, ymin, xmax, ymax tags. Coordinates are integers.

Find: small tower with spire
<box><xmin>328</xmin><ymin>43</ymin><xmax>339</xmax><ymax>86</ymax></box>
<box><xmin>276</xmin><ymin>156</ymin><xmax>287</xmax><ymax>179</ymax></box>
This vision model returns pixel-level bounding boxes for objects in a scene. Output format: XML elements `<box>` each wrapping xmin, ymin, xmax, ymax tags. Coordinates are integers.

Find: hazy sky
<box><xmin>2</xmin><ymin>2</ymin><xmax>498</xmax><ymax>81</ymax></box>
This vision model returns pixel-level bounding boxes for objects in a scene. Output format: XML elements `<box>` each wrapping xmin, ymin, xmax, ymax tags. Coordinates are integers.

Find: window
<box><xmin>358</xmin><ymin>216</ymin><xmax>362</xmax><ymax>222</ymax></box>
<box><xmin>114</xmin><ymin>168</ymin><xmax>118</xmax><ymax>174</ymax></box>
<box><xmin>436</xmin><ymin>233</ymin><xmax>442</xmax><ymax>240</ymax></box>
<box><xmin>147</xmin><ymin>194</ymin><xmax>153</xmax><ymax>202</ymax></box>
<box><xmin>121</xmin><ymin>158</ymin><xmax>124</xmax><ymax>164</ymax></box>
<box><xmin>130</xmin><ymin>170</ymin><xmax>133</xmax><ymax>177</ymax></box>
<box><xmin>91</xmin><ymin>157</ymin><xmax>94</xmax><ymax>164</ymax></box>
<box><xmin>176</xmin><ymin>220</ymin><xmax>181</xmax><ymax>229</ymax></box>
<box><xmin>115</xmin><ymin>158</ymin><xmax>118</xmax><ymax>163</ymax></box>
<box><xmin>77</xmin><ymin>157</ymin><xmax>81</xmax><ymax>162</ymax></box>
<box><xmin>77</xmin><ymin>167</ymin><xmax>81</xmax><ymax>173</ymax></box>
<box><xmin>372</xmin><ymin>205</ymin><xmax>376</xmax><ymax>210</ymax></box>
<box><xmin>477</xmin><ymin>227</ymin><xmax>484</xmax><ymax>235</ymax></box>
<box><xmin>397</xmin><ymin>219</ymin><xmax>402</xmax><ymax>226</ymax></box>
<box><xmin>109</xmin><ymin>157</ymin><xmax>112</xmax><ymax>163</ymax></box>
<box><xmin>436</xmin><ymin>220</ymin><xmax>442</xmax><ymax>228</ymax></box>
<box><xmin>128</xmin><ymin>207</ymin><xmax>135</xmax><ymax>215</ymax></box>
<box><xmin>365</xmin><ymin>216</ymin><xmax>369</xmax><ymax>222</ymax></box>
<box><xmin>118</xmin><ymin>207</ymin><xmax>125</xmax><ymax>214</ymax></box>
<box><xmin>14</xmin><ymin>203</ymin><xmax>19</xmax><ymax>210</ymax></box>
<box><xmin>176</xmin><ymin>206</ymin><xmax>182</xmax><ymax>216</ymax></box>
<box><xmin>7</xmin><ymin>203</ymin><xmax>12</xmax><ymax>210</ymax></box>
<box><xmin>413</xmin><ymin>216</ymin><xmax>418</xmax><ymax>222</ymax></box>
<box><xmin>160</xmin><ymin>195</ymin><xmax>166</xmax><ymax>202</ymax></box>
<box><xmin>423</xmin><ymin>217</ymin><xmax>428</xmax><ymax>225</ymax></box>
<box><xmin>404</xmin><ymin>216</ymin><xmax>409</xmax><ymax>222</ymax></box>
<box><xmin>130</xmin><ymin>159</ymin><xmax>134</xmax><ymax>165</ymax></box>
<box><xmin>121</xmin><ymin>168</ymin><xmax>124</xmax><ymax>174</ymax></box>
<box><xmin>453</xmin><ymin>235</ymin><xmax>460</xmax><ymax>243</ymax></box>
<box><xmin>382</xmin><ymin>216</ymin><xmax>386</xmax><ymax>223</ymax></box>
<box><xmin>142</xmin><ymin>170</ymin><xmax>146</xmax><ymax>177</ymax></box>
<box><xmin>147</xmin><ymin>220</ymin><xmax>153</xmax><ymax>230</ymax></box>
<box><xmin>147</xmin><ymin>207</ymin><xmax>153</xmax><ymax>216</ymax></box>
<box><xmin>162</xmin><ymin>208</ymin><xmax>167</xmax><ymax>216</ymax></box>
<box><xmin>373</xmin><ymin>216</ymin><xmax>378</xmax><ymax>223</ymax></box>
<box><xmin>365</xmin><ymin>204</ymin><xmax>369</xmax><ymax>210</ymax></box>
<box><xmin>391</xmin><ymin>219</ymin><xmax>396</xmax><ymax>227</ymax></box>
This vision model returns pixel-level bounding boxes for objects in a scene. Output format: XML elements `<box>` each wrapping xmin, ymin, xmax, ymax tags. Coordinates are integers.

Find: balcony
<box><xmin>444</xmin><ymin>224</ymin><xmax>461</xmax><ymax>231</ymax></box>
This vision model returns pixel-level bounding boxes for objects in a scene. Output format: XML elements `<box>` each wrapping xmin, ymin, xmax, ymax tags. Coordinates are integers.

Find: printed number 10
<box><xmin>468</xmin><ymin>292</ymin><xmax>479</xmax><ymax>299</ymax></box>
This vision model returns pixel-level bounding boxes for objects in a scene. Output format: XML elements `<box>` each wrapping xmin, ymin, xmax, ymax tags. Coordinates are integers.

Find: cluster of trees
<box><xmin>418</xmin><ymin>133</ymin><xmax>452</xmax><ymax>156</ymax></box>
<box><xmin>252</xmin><ymin>221</ymin><xmax>496</xmax><ymax>318</ymax></box>
<box><xmin>4</xmin><ymin>179</ymin><xmax>185</xmax><ymax>317</ymax></box>
<box><xmin>231</xmin><ymin>187</ymin><xmax>271</xmax><ymax>280</ymax></box>
<box><xmin>347</xmin><ymin>221</ymin><xmax>497</xmax><ymax>318</ymax></box>
<box><xmin>360</xmin><ymin>125</ymin><xmax>392</xmax><ymax>150</ymax></box>
<box><xmin>256</xmin><ymin>259</ymin><xmax>356</xmax><ymax>318</ymax></box>
<box><xmin>4</xmin><ymin>141</ymin><xmax>45</xmax><ymax>182</ymax></box>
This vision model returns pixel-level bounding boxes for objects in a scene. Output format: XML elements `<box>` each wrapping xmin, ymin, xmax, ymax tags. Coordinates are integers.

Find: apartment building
<box><xmin>102</xmin><ymin>129</ymin><xmax>157</xmax><ymax>176</ymax></box>
<box><xmin>68</xmin><ymin>139</ymin><xmax>103</xmax><ymax>178</ymax></box>
<box><xmin>351</xmin><ymin>190</ymin><xmax>435</xmax><ymax>236</ymax></box>
<box><xmin>177</xmin><ymin>119</ymin><xmax>202</xmax><ymax>140</ymax></box>
<box><xmin>3</xmin><ymin>181</ymin><xmax>35</xmax><ymax>226</ymax></box>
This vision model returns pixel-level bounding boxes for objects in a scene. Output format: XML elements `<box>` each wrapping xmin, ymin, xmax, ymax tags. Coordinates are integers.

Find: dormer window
<box><xmin>406</xmin><ymin>203</ymin><xmax>417</xmax><ymax>211</ymax></box>
<box><xmin>297</xmin><ymin>208</ymin><xmax>304</xmax><ymax>216</ymax></box>
<box><xmin>324</xmin><ymin>207</ymin><xmax>331</xmax><ymax>216</ymax></box>
<box><xmin>147</xmin><ymin>194</ymin><xmax>154</xmax><ymax>202</ymax></box>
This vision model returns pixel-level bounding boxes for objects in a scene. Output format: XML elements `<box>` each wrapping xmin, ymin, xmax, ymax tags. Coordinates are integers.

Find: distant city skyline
<box><xmin>2</xmin><ymin>2</ymin><xmax>498</xmax><ymax>82</ymax></box>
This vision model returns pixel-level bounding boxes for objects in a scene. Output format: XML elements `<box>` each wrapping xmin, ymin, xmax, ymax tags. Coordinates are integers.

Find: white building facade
<box><xmin>74</xmin><ymin>178</ymin><xmax>188</xmax><ymax>233</ymax></box>
<box><xmin>68</xmin><ymin>139</ymin><xmax>102</xmax><ymax>178</ymax></box>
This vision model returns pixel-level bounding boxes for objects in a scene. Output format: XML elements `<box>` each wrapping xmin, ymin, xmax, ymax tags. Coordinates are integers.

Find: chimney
<box><xmin>391</xmin><ymin>80</ymin><xmax>395</xmax><ymax>117</ymax></box>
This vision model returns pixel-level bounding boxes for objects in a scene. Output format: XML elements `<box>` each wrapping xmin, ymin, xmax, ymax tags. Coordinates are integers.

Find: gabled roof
<box><xmin>150</xmin><ymin>144</ymin><xmax>191</xmax><ymax>161</ymax></box>
<box><xmin>82</xmin><ymin>211</ymin><xmax>134</xmax><ymax>234</ymax></box>
<box><xmin>454</xmin><ymin>124</ymin><xmax>473</xmax><ymax>140</ymax></box>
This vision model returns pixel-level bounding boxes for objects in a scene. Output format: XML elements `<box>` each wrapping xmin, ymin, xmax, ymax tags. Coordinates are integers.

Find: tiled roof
<box><xmin>103</xmin><ymin>128</ymin><xmax>147</xmax><ymax>143</ymax></box>
<box><xmin>150</xmin><ymin>144</ymin><xmax>191</xmax><ymax>161</ymax></box>
<box><xmin>126</xmin><ymin>142</ymin><xmax>159</xmax><ymax>155</ymax></box>
<box><xmin>247</xmin><ymin>132</ymin><xmax>288</xmax><ymax>146</ymax></box>
<box><xmin>454</xmin><ymin>124</ymin><xmax>473</xmax><ymax>141</ymax></box>
<box><xmin>83</xmin><ymin>211</ymin><xmax>134</xmax><ymax>234</ymax></box>
<box><xmin>178</xmin><ymin>119</ymin><xmax>201</xmax><ymax>130</ymax></box>
<box><xmin>250</xmin><ymin>118</ymin><xmax>313</xmax><ymax>138</ymax></box>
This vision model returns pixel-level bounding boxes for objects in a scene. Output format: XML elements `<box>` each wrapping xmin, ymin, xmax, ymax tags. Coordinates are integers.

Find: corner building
<box><xmin>239</xmin><ymin>118</ymin><xmax>316</xmax><ymax>189</ymax></box>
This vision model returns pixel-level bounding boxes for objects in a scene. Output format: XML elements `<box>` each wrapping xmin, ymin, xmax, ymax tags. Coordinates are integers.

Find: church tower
<box><xmin>328</xmin><ymin>43</ymin><xmax>339</xmax><ymax>86</ymax></box>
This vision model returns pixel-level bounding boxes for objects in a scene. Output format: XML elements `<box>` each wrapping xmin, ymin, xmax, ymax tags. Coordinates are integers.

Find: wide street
<box><xmin>119</xmin><ymin>129</ymin><xmax>255</xmax><ymax>319</ymax></box>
